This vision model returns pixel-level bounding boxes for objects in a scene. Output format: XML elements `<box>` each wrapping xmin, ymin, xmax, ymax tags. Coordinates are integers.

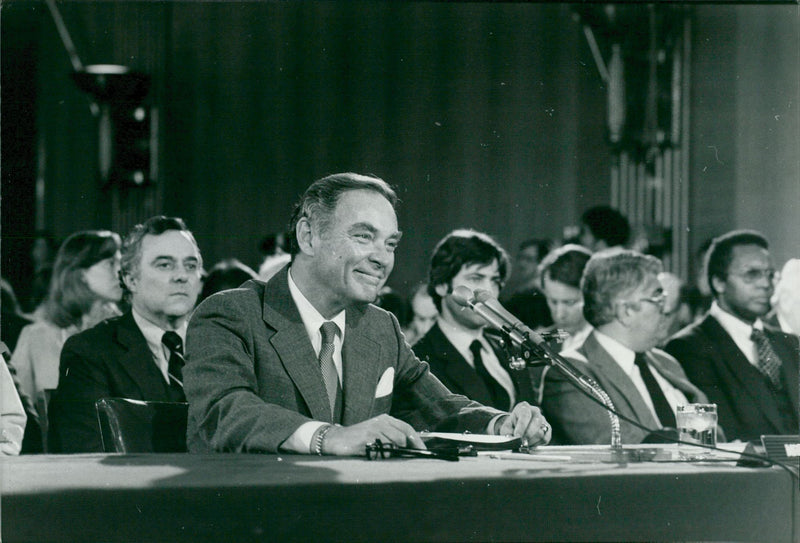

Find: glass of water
<box><xmin>676</xmin><ymin>403</ymin><xmax>717</xmax><ymax>456</ymax></box>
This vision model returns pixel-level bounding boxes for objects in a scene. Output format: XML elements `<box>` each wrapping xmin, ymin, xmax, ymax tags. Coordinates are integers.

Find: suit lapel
<box><xmin>340</xmin><ymin>305</ymin><xmax>384</xmax><ymax>425</ymax></box>
<box><xmin>113</xmin><ymin>312</ymin><xmax>169</xmax><ymax>398</ymax></box>
<box><xmin>580</xmin><ymin>333</ymin><xmax>660</xmax><ymax>428</ymax></box>
<box><xmin>649</xmin><ymin>350</ymin><xmax>708</xmax><ymax>403</ymax></box>
<box><xmin>429</xmin><ymin>324</ymin><xmax>491</xmax><ymax>403</ymax></box>
<box><xmin>261</xmin><ymin>269</ymin><xmax>335</xmax><ymax>423</ymax></box>
<box><xmin>701</xmin><ymin>317</ymin><xmax>787</xmax><ymax>430</ymax></box>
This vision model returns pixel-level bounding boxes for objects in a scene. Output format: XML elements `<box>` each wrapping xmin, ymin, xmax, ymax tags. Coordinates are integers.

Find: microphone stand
<box><xmin>456</xmin><ymin>289</ymin><xmax>622</xmax><ymax>451</ymax></box>
<box><xmin>510</xmin><ymin>331</ymin><xmax>622</xmax><ymax>450</ymax></box>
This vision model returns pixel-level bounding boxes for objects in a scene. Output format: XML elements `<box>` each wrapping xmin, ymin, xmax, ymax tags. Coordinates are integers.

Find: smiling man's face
<box><xmin>308</xmin><ymin>189</ymin><xmax>401</xmax><ymax>316</ymax></box>
<box><xmin>126</xmin><ymin>230</ymin><xmax>202</xmax><ymax>328</ymax></box>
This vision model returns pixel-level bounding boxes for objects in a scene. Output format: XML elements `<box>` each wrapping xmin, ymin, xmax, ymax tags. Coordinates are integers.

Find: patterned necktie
<box><xmin>161</xmin><ymin>331</ymin><xmax>185</xmax><ymax>388</ymax></box>
<box><xmin>469</xmin><ymin>339</ymin><xmax>510</xmax><ymax>410</ymax></box>
<box><xmin>319</xmin><ymin>322</ymin><xmax>341</xmax><ymax>417</ymax></box>
<box><xmin>634</xmin><ymin>352</ymin><xmax>676</xmax><ymax>428</ymax></box>
<box><xmin>750</xmin><ymin>328</ymin><xmax>783</xmax><ymax>388</ymax></box>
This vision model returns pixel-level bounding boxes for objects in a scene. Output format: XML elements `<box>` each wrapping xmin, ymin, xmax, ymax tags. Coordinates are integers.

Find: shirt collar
<box><xmin>709</xmin><ymin>300</ymin><xmax>763</xmax><ymax>335</ymax></box>
<box><xmin>287</xmin><ymin>268</ymin><xmax>346</xmax><ymax>344</ymax></box>
<box><xmin>593</xmin><ymin>329</ymin><xmax>637</xmax><ymax>375</ymax></box>
<box><xmin>132</xmin><ymin>308</ymin><xmax>188</xmax><ymax>350</ymax></box>
<box><xmin>436</xmin><ymin>316</ymin><xmax>486</xmax><ymax>354</ymax></box>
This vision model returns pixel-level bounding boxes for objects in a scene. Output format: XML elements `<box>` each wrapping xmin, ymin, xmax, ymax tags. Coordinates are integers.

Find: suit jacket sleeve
<box><xmin>48</xmin><ymin>333</ymin><xmax>111</xmax><ymax>453</ymax></box>
<box><xmin>184</xmin><ymin>290</ymin><xmax>318</xmax><ymax>453</ymax></box>
<box><xmin>541</xmin><ymin>360</ymin><xmax>650</xmax><ymax>445</ymax></box>
<box><xmin>385</xmin><ymin>314</ymin><xmax>503</xmax><ymax>433</ymax></box>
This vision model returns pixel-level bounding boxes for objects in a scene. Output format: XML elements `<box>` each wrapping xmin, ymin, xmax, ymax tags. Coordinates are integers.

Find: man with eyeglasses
<box><xmin>665</xmin><ymin>230</ymin><xmax>799</xmax><ymax>441</ymax></box>
<box><xmin>540</xmin><ymin>249</ymin><xmax>709</xmax><ymax>445</ymax></box>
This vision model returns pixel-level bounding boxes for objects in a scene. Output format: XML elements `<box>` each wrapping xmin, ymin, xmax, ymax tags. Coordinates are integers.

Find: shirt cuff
<box><xmin>279</xmin><ymin>421</ymin><xmax>328</xmax><ymax>454</ymax></box>
<box><xmin>487</xmin><ymin>413</ymin><xmax>509</xmax><ymax>435</ymax></box>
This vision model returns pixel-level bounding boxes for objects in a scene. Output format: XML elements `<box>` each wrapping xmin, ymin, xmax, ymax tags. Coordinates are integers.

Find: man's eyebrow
<box><xmin>349</xmin><ymin>222</ymin><xmax>378</xmax><ymax>233</ymax></box>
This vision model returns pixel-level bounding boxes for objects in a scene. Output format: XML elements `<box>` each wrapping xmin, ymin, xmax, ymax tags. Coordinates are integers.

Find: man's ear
<box><xmin>614</xmin><ymin>300</ymin><xmax>635</xmax><ymax>327</ymax></box>
<box><xmin>122</xmin><ymin>272</ymin><xmax>137</xmax><ymax>295</ymax></box>
<box><xmin>711</xmin><ymin>275</ymin><xmax>726</xmax><ymax>296</ymax></box>
<box><xmin>295</xmin><ymin>218</ymin><xmax>315</xmax><ymax>256</ymax></box>
<box><xmin>434</xmin><ymin>282</ymin><xmax>449</xmax><ymax>299</ymax></box>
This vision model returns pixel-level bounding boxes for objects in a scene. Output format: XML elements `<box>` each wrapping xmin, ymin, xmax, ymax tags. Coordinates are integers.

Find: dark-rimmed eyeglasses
<box><xmin>728</xmin><ymin>269</ymin><xmax>776</xmax><ymax>284</ymax></box>
<box><xmin>365</xmin><ymin>439</ymin><xmax>461</xmax><ymax>461</ymax></box>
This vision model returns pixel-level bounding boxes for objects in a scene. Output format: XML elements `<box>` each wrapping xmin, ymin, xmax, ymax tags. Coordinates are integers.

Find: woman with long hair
<box><xmin>10</xmin><ymin>230</ymin><xmax>123</xmax><ymax>450</ymax></box>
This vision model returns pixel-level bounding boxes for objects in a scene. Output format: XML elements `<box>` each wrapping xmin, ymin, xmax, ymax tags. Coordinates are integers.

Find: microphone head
<box><xmin>472</xmin><ymin>288</ymin><xmax>493</xmax><ymax>303</ymax></box>
<box><xmin>451</xmin><ymin>286</ymin><xmax>474</xmax><ymax>308</ymax></box>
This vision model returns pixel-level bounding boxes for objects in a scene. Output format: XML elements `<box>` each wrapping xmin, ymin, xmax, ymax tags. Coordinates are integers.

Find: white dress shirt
<box><xmin>281</xmin><ymin>269</ymin><xmax>347</xmax><ymax>452</ymax></box>
<box><xmin>593</xmin><ymin>331</ymin><xmax>689</xmax><ymax>423</ymax></box>
<box><xmin>436</xmin><ymin>317</ymin><xmax>516</xmax><ymax>410</ymax></box>
<box><xmin>132</xmin><ymin>309</ymin><xmax>188</xmax><ymax>384</ymax></box>
<box><xmin>709</xmin><ymin>301</ymin><xmax>764</xmax><ymax>368</ymax></box>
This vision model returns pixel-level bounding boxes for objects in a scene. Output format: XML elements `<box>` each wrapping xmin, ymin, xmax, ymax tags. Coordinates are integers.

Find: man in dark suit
<box><xmin>665</xmin><ymin>230</ymin><xmax>799</xmax><ymax>442</ymax></box>
<box><xmin>184</xmin><ymin>173</ymin><xmax>550</xmax><ymax>456</ymax></box>
<box><xmin>412</xmin><ymin>229</ymin><xmax>538</xmax><ymax>412</ymax></box>
<box><xmin>541</xmin><ymin>249</ymin><xmax>710</xmax><ymax>445</ymax></box>
<box><xmin>48</xmin><ymin>216</ymin><xmax>203</xmax><ymax>452</ymax></box>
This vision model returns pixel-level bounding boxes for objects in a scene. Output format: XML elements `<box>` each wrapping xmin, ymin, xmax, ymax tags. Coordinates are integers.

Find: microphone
<box><xmin>451</xmin><ymin>286</ymin><xmax>543</xmax><ymax>348</ymax></box>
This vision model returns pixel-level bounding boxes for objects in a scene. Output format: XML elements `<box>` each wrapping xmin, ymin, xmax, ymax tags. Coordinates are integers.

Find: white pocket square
<box><xmin>375</xmin><ymin>367</ymin><xmax>394</xmax><ymax>398</ymax></box>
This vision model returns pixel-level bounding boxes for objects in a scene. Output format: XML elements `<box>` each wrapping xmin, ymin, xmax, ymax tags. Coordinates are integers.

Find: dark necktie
<box><xmin>319</xmin><ymin>322</ymin><xmax>341</xmax><ymax>418</ymax></box>
<box><xmin>634</xmin><ymin>352</ymin><xmax>676</xmax><ymax>428</ymax></box>
<box><xmin>161</xmin><ymin>331</ymin><xmax>185</xmax><ymax>388</ymax></box>
<box><xmin>469</xmin><ymin>339</ymin><xmax>510</xmax><ymax>410</ymax></box>
<box><xmin>750</xmin><ymin>328</ymin><xmax>784</xmax><ymax>389</ymax></box>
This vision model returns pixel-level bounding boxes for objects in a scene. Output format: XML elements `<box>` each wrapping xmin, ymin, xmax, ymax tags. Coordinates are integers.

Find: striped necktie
<box><xmin>319</xmin><ymin>322</ymin><xmax>341</xmax><ymax>418</ymax></box>
<box><xmin>750</xmin><ymin>328</ymin><xmax>784</xmax><ymax>388</ymax></box>
<box><xmin>161</xmin><ymin>331</ymin><xmax>185</xmax><ymax>388</ymax></box>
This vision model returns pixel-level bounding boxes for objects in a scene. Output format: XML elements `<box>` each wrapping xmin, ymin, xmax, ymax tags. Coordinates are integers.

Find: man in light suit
<box><xmin>184</xmin><ymin>173</ymin><xmax>550</xmax><ymax>456</ymax></box>
<box><xmin>48</xmin><ymin>216</ymin><xmax>202</xmax><ymax>452</ymax></box>
<box><xmin>665</xmin><ymin>230</ymin><xmax>799</xmax><ymax>442</ymax></box>
<box><xmin>541</xmin><ymin>249</ymin><xmax>710</xmax><ymax>445</ymax></box>
<box><xmin>412</xmin><ymin>229</ymin><xmax>538</xmax><ymax>412</ymax></box>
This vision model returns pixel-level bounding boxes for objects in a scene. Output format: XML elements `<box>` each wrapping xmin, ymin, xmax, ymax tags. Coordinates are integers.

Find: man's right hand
<box><xmin>321</xmin><ymin>414</ymin><xmax>426</xmax><ymax>456</ymax></box>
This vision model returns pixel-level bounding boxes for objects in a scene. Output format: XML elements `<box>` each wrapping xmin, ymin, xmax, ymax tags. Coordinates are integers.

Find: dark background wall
<box><xmin>2</xmin><ymin>1</ymin><xmax>798</xmax><ymax>305</ymax></box>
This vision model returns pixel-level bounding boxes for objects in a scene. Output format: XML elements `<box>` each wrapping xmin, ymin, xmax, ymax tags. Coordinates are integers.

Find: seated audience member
<box><xmin>199</xmin><ymin>258</ymin><xmax>258</xmax><ymax>304</ymax></box>
<box><xmin>2</xmin><ymin>342</ymin><xmax>27</xmax><ymax>455</ymax></box>
<box><xmin>403</xmin><ymin>282</ymin><xmax>437</xmax><ymax>346</ymax></box>
<box><xmin>412</xmin><ymin>230</ymin><xmax>538</xmax><ymax>412</ymax></box>
<box><xmin>1</xmin><ymin>278</ymin><xmax>32</xmax><ymax>353</ymax></box>
<box><xmin>48</xmin><ymin>216</ymin><xmax>203</xmax><ymax>453</ymax></box>
<box><xmin>578</xmin><ymin>205</ymin><xmax>631</xmax><ymax>252</ymax></box>
<box><xmin>502</xmin><ymin>238</ymin><xmax>553</xmax><ymax>331</ymax></box>
<box><xmin>538</xmin><ymin>244</ymin><xmax>593</xmax><ymax>352</ymax></box>
<box><xmin>541</xmin><ymin>249</ymin><xmax>710</xmax><ymax>445</ymax></box>
<box><xmin>10</xmin><ymin>230</ymin><xmax>123</xmax><ymax>450</ymax></box>
<box><xmin>184</xmin><ymin>173</ymin><xmax>550</xmax><ymax>455</ymax></box>
<box><xmin>665</xmin><ymin>231</ymin><xmax>799</xmax><ymax>442</ymax></box>
<box><xmin>767</xmin><ymin>258</ymin><xmax>800</xmax><ymax>335</ymax></box>
<box><xmin>657</xmin><ymin>271</ymin><xmax>693</xmax><ymax>344</ymax></box>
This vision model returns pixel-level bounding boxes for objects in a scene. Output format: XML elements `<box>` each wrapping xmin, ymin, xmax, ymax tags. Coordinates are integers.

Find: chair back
<box><xmin>95</xmin><ymin>398</ymin><xmax>189</xmax><ymax>453</ymax></box>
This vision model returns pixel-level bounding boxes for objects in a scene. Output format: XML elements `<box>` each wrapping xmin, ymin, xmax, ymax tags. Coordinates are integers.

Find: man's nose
<box><xmin>370</xmin><ymin>244</ymin><xmax>393</xmax><ymax>268</ymax></box>
<box><xmin>172</xmin><ymin>265</ymin><xmax>189</xmax><ymax>281</ymax></box>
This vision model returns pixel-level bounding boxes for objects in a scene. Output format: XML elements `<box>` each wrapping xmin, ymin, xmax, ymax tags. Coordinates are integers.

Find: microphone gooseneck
<box><xmin>453</xmin><ymin>286</ymin><xmax>622</xmax><ymax>449</ymax></box>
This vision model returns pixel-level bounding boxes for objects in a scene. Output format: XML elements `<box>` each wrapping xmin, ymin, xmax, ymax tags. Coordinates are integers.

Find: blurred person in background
<box><xmin>404</xmin><ymin>282</ymin><xmax>437</xmax><ymax>346</ymax></box>
<box><xmin>10</xmin><ymin>230</ymin><xmax>123</xmax><ymax>451</ymax></box>
<box><xmin>767</xmin><ymin>258</ymin><xmax>800</xmax><ymax>335</ymax></box>
<box><xmin>199</xmin><ymin>258</ymin><xmax>258</xmax><ymax>305</ymax></box>
<box><xmin>537</xmin><ymin>244</ymin><xmax>593</xmax><ymax>352</ymax></box>
<box><xmin>1</xmin><ymin>278</ymin><xmax>33</xmax><ymax>353</ymax></box>
<box><xmin>2</xmin><ymin>342</ymin><xmax>26</xmax><ymax>455</ymax></box>
<box><xmin>502</xmin><ymin>238</ymin><xmax>553</xmax><ymax>332</ymax></box>
<box><xmin>578</xmin><ymin>205</ymin><xmax>631</xmax><ymax>252</ymax></box>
